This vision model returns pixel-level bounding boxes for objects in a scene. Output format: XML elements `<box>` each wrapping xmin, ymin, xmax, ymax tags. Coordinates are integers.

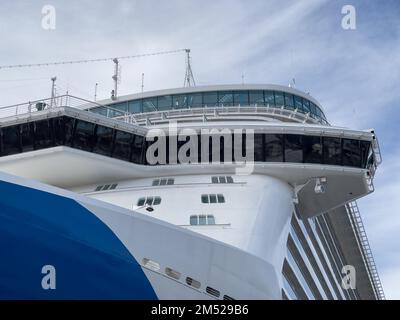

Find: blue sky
<box><xmin>0</xmin><ymin>0</ymin><xmax>399</xmax><ymax>299</ymax></box>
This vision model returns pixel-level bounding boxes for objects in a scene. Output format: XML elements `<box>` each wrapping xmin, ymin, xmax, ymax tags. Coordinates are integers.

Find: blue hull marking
<box><xmin>0</xmin><ymin>180</ymin><xmax>157</xmax><ymax>299</ymax></box>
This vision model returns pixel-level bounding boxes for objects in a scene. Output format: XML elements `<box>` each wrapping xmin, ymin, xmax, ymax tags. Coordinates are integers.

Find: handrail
<box><xmin>346</xmin><ymin>201</ymin><xmax>385</xmax><ymax>300</ymax></box>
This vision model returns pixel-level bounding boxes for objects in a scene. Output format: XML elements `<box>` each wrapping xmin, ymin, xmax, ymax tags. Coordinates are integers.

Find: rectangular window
<box><xmin>302</xmin><ymin>99</ymin><xmax>311</xmax><ymax>114</ymax></box>
<box><xmin>72</xmin><ymin>120</ymin><xmax>95</xmax><ymax>151</ymax></box>
<box><xmin>211</xmin><ymin>176</ymin><xmax>218</xmax><ymax>183</ymax></box>
<box><xmin>190</xmin><ymin>215</ymin><xmax>198</xmax><ymax>225</ymax></box>
<box><xmin>233</xmin><ymin>91</ymin><xmax>249</xmax><ymax>106</ymax></box>
<box><xmin>284</xmin><ymin>93</ymin><xmax>295</xmax><ymax>110</ymax></box>
<box><xmin>218</xmin><ymin>91</ymin><xmax>233</xmax><ymax>107</ymax></box>
<box><xmin>137</xmin><ymin>197</ymin><xmax>145</xmax><ymax>206</ymax></box>
<box><xmin>1</xmin><ymin>125</ymin><xmax>20</xmax><ymax>156</ymax></box>
<box><xmin>93</xmin><ymin>125</ymin><xmax>114</xmax><ymax>156</ymax></box>
<box><xmin>217</xmin><ymin>194</ymin><xmax>225</xmax><ymax>203</ymax></box>
<box><xmin>112</xmin><ymin>130</ymin><xmax>133</xmax><ymax>161</ymax></box>
<box><xmin>131</xmin><ymin>135</ymin><xmax>144</xmax><ymax>164</ymax></box>
<box><xmin>360</xmin><ymin>140</ymin><xmax>371</xmax><ymax>168</ymax></box>
<box><xmin>209</xmin><ymin>194</ymin><xmax>217</xmax><ymax>203</ymax></box>
<box><xmin>323</xmin><ymin>137</ymin><xmax>342</xmax><ymax>165</ymax></box>
<box><xmin>342</xmin><ymin>138</ymin><xmax>361</xmax><ymax>167</ymax></box>
<box><xmin>201</xmin><ymin>194</ymin><xmax>209</xmax><ymax>203</ymax></box>
<box><xmin>34</xmin><ymin>119</ymin><xmax>54</xmax><ymax>150</ymax></box>
<box><xmin>218</xmin><ymin>176</ymin><xmax>226</xmax><ymax>183</ymax></box>
<box><xmin>265</xmin><ymin>134</ymin><xmax>283</xmax><ymax>162</ymax></box>
<box><xmin>187</xmin><ymin>93</ymin><xmax>203</xmax><ymax>108</ymax></box>
<box><xmin>249</xmin><ymin>90</ymin><xmax>264</xmax><ymax>106</ymax></box>
<box><xmin>226</xmin><ymin>176</ymin><xmax>234</xmax><ymax>183</ymax></box>
<box><xmin>199</xmin><ymin>215</ymin><xmax>207</xmax><ymax>225</ymax></box>
<box><xmin>20</xmin><ymin>123</ymin><xmax>34</xmax><ymax>152</ymax></box>
<box><xmin>145</xmin><ymin>196</ymin><xmax>154</xmax><ymax>206</ymax></box>
<box><xmin>203</xmin><ymin>92</ymin><xmax>218</xmax><ymax>107</ymax></box>
<box><xmin>167</xmin><ymin>178</ymin><xmax>174</xmax><ymax>185</ymax></box>
<box><xmin>310</xmin><ymin>103</ymin><xmax>318</xmax><ymax>118</ymax></box>
<box><xmin>284</xmin><ymin>135</ymin><xmax>303</xmax><ymax>163</ymax></box>
<box><xmin>274</xmin><ymin>91</ymin><xmax>284</xmax><ymax>106</ymax></box>
<box><xmin>303</xmin><ymin>136</ymin><xmax>322</xmax><ymax>164</ymax></box>
<box><xmin>152</xmin><ymin>179</ymin><xmax>160</xmax><ymax>186</ymax></box>
<box><xmin>207</xmin><ymin>215</ymin><xmax>215</xmax><ymax>225</ymax></box>
<box><xmin>157</xmin><ymin>95</ymin><xmax>172</xmax><ymax>111</ymax></box>
<box><xmin>294</xmin><ymin>96</ymin><xmax>304</xmax><ymax>112</ymax></box>
<box><xmin>142</xmin><ymin>98</ymin><xmax>158</xmax><ymax>112</ymax></box>
<box><xmin>153</xmin><ymin>196</ymin><xmax>161</xmax><ymax>205</ymax></box>
<box><xmin>254</xmin><ymin>133</ymin><xmax>265</xmax><ymax>162</ymax></box>
<box><xmin>172</xmin><ymin>95</ymin><xmax>187</xmax><ymax>109</ymax></box>
<box><xmin>54</xmin><ymin>116</ymin><xmax>75</xmax><ymax>146</ymax></box>
<box><xmin>264</xmin><ymin>91</ymin><xmax>275</xmax><ymax>106</ymax></box>
<box><xmin>128</xmin><ymin>100</ymin><xmax>142</xmax><ymax>113</ymax></box>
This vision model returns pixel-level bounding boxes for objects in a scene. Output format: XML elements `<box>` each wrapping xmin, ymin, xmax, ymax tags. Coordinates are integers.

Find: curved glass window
<box><xmin>284</xmin><ymin>93</ymin><xmax>295</xmax><ymax>110</ymax></box>
<box><xmin>302</xmin><ymin>99</ymin><xmax>311</xmax><ymax>114</ymax></box>
<box><xmin>128</xmin><ymin>100</ymin><xmax>142</xmax><ymax>113</ymax></box>
<box><xmin>187</xmin><ymin>93</ymin><xmax>202</xmax><ymax>108</ymax></box>
<box><xmin>294</xmin><ymin>95</ymin><xmax>304</xmax><ymax>112</ymax></box>
<box><xmin>143</xmin><ymin>97</ymin><xmax>157</xmax><ymax>112</ymax></box>
<box><xmin>173</xmin><ymin>94</ymin><xmax>187</xmax><ymax>109</ymax></box>
<box><xmin>274</xmin><ymin>91</ymin><xmax>284</xmax><ymax>106</ymax></box>
<box><xmin>158</xmin><ymin>95</ymin><xmax>172</xmax><ymax>111</ymax></box>
<box><xmin>203</xmin><ymin>92</ymin><xmax>218</xmax><ymax>107</ymax></box>
<box><xmin>218</xmin><ymin>91</ymin><xmax>233</xmax><ymax>107</ymax></box>
<box><xmin>249</xmin><ymin>91</ymin><xmax>264</xmax><ymax>106</ymax></box>
<box><xmin>233</xmin><ymin>91</ymin><xmax>249</xmax><ymax>106</ymax></box>
<box><xmin>264</xmin><ymin>91</ymin><xmax>275</xmax><ymax>106</ymax></box>
<box><xmin>93</xmin><ymin>125</ymin><xmax>114</xmax><ymax>156</ymax></box>
<box><xmin>73</xmin><ymin>120</ymin><xmax>95</xmax><ymax>151</ymax></box>
<box><xmin>113</xmin><ymin>130</ymin><xmax>134</xmax><ymax>161</ymax></box>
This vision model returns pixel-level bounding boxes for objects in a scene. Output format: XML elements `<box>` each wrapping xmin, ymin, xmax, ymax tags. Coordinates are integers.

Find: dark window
<box><xmin>90</xmin><ymin>107</ymin><xmax>107</xmax><ymax>116</ymax></box>
<box><xmin>207</xmin><ymin>215</ymin><xmax>215</xmax><ymax>224</ymax></box>
<box><xmin>187</xmin><ymin>93</ymin><xmax>202</xmax><ymax>108</ymax></box>
<box><xmin>218</xmin><ymin>176</ymin><xmax>226</xmax><ymax>183</ymax></box>
<box><xmin>254</xmin><ymin>133</ymin><xmax>265</xmax><ymax>161</ymax></box>
<box><xmin>217</xmin><ymin>194</ymin><xmax>225</xmax><ymax>203</ymax></box>
<box><xmin>152</xmin><ymin>179</ymin><xmax>160</xmax><ymax>186</ymax></box>
<box><xmin>209</xmin><ymin>194</ymin><xmax>217</xmax><ymax>203</ymax></box>
<box><xmin>264</xmin><ymin>91</ymin><xmax>275</xmax><ymax>106</ymax></box>
<box><xmin>167</xmin><ymin>178</ymin><xmax>174</xmax><ymax>185</ymax></box>
<box><xmin>201</xmin><ymin>194</ymin><xmax>209</xmax><ymax>203</ymax></box>
<box><xmin>294</xmin><ymin>96</ymin><xmax>304</xmax><ymax>112</ymax></box>
<box><xmin>211</xmin><ymin>176</ymin><xmax>218</xmax><ymax>183</ymax></box>
<box><xmin>103</xmin><ymin>184</ymin><xmax>111</xmax><ymax>191</ymax></box>
<box><xmin>218</xmin><ymin>91</ymin><xmax>233</xmax><ymax>107</ymax></box>
<box><xmin>265</xmin><ymin>134</ymin><xmax>283</xmax><ymax>162</ymax></box>
<box><xmin>233</xmin><ymin>91</ymin><xmax>249</xmax><ymax>106</ymax></box>
<box><xmin>226</xmin><ymin>176</ymin><xmax>234</xmax><ymax>183</ymax></box>
<box><xmin>203</xmin><ymin>92</ymin><xmax>218</xmax><ymax>107</ymax></box>
<box><xmin>113</xmin><ymin>130</ymin><xmax>133</xmax><ymax>161</ymax></box>
<box><xmin>173</xmin><ymin>94</ymin><xmax>188</xmax><ymax>109</ymax></box>
<box><xmin>284</xmin><ymin>135</ymin><xmax>303</xmax><ymax>163</ymax></box>
<box><xmin>137</xmin><ymin>197</ymin><xmax>145</xmax><ymax>206</ymax></box>
<box><xmin>303</xmin><ymin>136</ymin><xmax>322</xmax><ymax>164</ymax></box>
<box><xmin>160</xmin><ymin>179</ymin><xmax>167</xmax><ymax>186</ymax></box>
<box><xmin>20</xmin><ymin>123</ymin><xmax>34</xmax><ymax>152</ymax></box>
<box><xmin>128</xmin><ymin>100</ymin><xmax>142</xmax><ymax>113</ymax></box>
<box><xmin>360</xmin><ymin>140</ymin><xmax>371</xmax><ymax>168</ymax></box>
<box><xmin>157</xmin><ymin>95</ymin><xmax>172</xmax><ymax>111</ymax></box>
<box><xmin>93</xmin><ymin>125</ymin><xmax>114</xmax><ymax>156</ymax></box>
<box><xmin>342</xmin><ymin>138</ymin><xmax>361</xmax><ymax>167</ymax></box>
<box><xmin>303</xmin><ymin>99</ymin><xmax>311</xmax><ymax>113</ymax></box>
<box><xmin>34</xmin><ymin>119</ymin><xmax>54</xmax><ymax>150</ymax></box>
<box><xmin>199</xmin><ymin>215</ymin><xmax>207</xmax><ymax>225</ymax></box>
<box><xmin>1</xmin><ymin>125</ymin><xmax>20</xmax><ymax>156</ymax></box>
<box><xmin>111</xmin><ymin>102</ymin><xmax>127</xmax><ymax>112</ymax></box>
<box><xmin>323</xmin><ymin>137</ymin><xmax>342</xmax><ymax>165</ymax></box>
<box><xmin>131</xmin><ymin>135</ymin><xmax>144</xmax><ymax>164</ymax></box>
<box><xmin>95</xmin><ymin>185</ymin><xmax>103</xmax><ymax>191</ymax></box>
<box><xmin>54</xmin><ymin>117</ymin><xmax>75</xmax><ymax>146</ymax></box>
<box><xmin>284</xmin><ymin>93</ymin><xmax>295</xmax><ymax>110</ymax></box>
<box><xmin>190</xmin><ymin>215</ymin><xmax>198</xmax><ymax>225</ymax></box>
<box><xmin>249</xmin><ymin>91</ymin><xmax>264</xmax><ymax>106</ymax></box>
<box><xmin>274</xmin><ymin>91</ymin><xmax>284</xmax><ymax>106</ymax></box>
<box><xmin>153</xmin><ymin>196</ymin><xmax>161</xmax><ymax>205</ymax></box>
<box><xmin>145</xmin><ymin>196</ymin><xmax>154</xmax><ymax>206</ymax></box>
<box><xmin>73</xmin><ymin>120</ymin><xmax>95</xmax><ymax>151</ymax></box>
<box><xmin>310</xmin><ymin>103</ymin><xmax>318</xmax><ymax>118</ymax></box>
<box><xmin>110</xmin><ymin>184</ymin><xmax>118</xmax><ymax>190</ymax></box>
<box><xmin>142</xmin><ymin>98</ymin><xmax>158</xmax><ymax>112</ymax></box>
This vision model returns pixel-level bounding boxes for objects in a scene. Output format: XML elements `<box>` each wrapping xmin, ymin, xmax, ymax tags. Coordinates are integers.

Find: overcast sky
<box><xmin>1</xmin><ymin>0</ymin><xmax>399</xmax><ymax>299</ymax></box>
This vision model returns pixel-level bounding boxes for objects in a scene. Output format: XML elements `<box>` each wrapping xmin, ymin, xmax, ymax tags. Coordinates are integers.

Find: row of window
<box><xmin>137</xmin><ymin>196</ymin><xmax>162</xmax><ymax>206</ymax></box>
<box><xmin>201</xmin><ymin>194</ymin><xmax>225</xmax><ymax>204</ymax></box>
<box><xmin>94</xmin><ymin>183</ymin><xmax>118</xmax><ymax>192</ymax></box>
<box><xmin>152</xmin><ymin>178</ymin><xmax>174</xmax><ymax>186</ymax></box>
<box><xmin>211</xmin><ymin>176</ymin><xmax>234</xmax><ymax>184</ymax></box>
<box><xmin>190</xmin><ymin>215</ymin><xmax>216</xmax><ymax>225</ymax></box>
<box><xmin>0</xmin><ymin>116</ymin><xmax>372</xmax><ymax>169</ymax></box>
<box><xmin>89</xmin><ymin>89</ymin><xmax>327</xmax><ymax>124</ymax></box>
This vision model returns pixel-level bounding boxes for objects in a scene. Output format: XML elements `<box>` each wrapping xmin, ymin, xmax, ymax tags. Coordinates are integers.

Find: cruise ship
<box><xmin>0</xmin><ymin>84</ymin><xmax>385</xmax><ymax>299</ymax></box>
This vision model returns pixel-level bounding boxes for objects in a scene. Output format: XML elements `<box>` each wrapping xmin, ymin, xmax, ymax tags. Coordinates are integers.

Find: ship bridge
<box><xmin>0</xmin><ymin>84</ymin><xmax>384</xmax><ymax>300</ymax></box>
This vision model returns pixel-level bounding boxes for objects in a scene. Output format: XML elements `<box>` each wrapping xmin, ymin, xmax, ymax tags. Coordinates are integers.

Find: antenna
<box><xmin>141</xmin><ymin>73</ymin><xmax>144</xmax><ymax>93</ymax></box>
<box><xmin>183</xmin><ymin>49</ymin><xmax>195</xmax><ymax>87</ymax></box>
<box><xmin>289</xmin><ymin>78</ymin><xmax>296</xmax><ymax>88</ymax></box>
<box><xmin>50</xmin><ymin>76</ymin><xmax>57</xmax><ymax>107</ymax></box>
<box><xmin>111</xmin><ymin>58</ymin><xmax>119</xmax><ymax>100</ymax></box>
<box><xmin>94</xmin><ymin>83</ymin><xmax>98</xmax><ymax>101</ymax></box>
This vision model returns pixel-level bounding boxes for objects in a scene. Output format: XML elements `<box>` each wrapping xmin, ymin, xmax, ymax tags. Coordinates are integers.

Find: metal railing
<box><xmin>0</xmin><ymin>94</ymin><xmax>130</xmax><ymax>121</ymax></box>
<box><xmin>346</xmin><ymin>201</ymin><xmax>385</xmax><ymax>300</ymax></box>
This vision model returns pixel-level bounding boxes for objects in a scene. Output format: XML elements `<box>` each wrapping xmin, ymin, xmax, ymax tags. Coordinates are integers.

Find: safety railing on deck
<box><xmin>346</xmin><ymin>201</ymin><xmax>385</xmax><ymax>300</ymax></box>
<box><xmin>0</xmin><ymin>94</ymin><xmax>130</xmax><ymax>121</ymax></box>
